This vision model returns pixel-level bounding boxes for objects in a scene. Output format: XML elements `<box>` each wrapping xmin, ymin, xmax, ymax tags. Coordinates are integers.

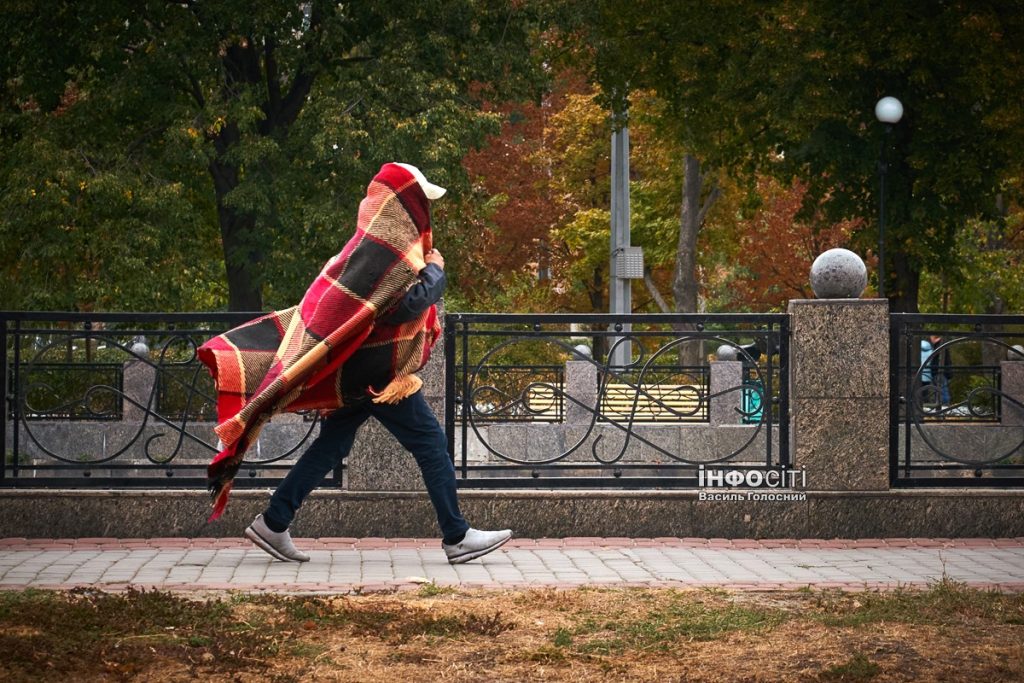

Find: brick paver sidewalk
<box><xmin>1</xmin><ymin>537</ymin><xmax>1022</xmax><ymax>594</ymax></box>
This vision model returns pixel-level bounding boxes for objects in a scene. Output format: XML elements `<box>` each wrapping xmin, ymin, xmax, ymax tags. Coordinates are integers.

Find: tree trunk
<box><xmin>980</xmin><ymin>193</ymin><xmax>1008</xmax><ymax>368</ymax></box>
<box><xmin>208</xmin><ymin>118</ymin><xmax>264</xmax><ymax>312</ymax></box>
<box><xmin>643</xmin><ymin>267</ymin><xmax>671</xmax><ymax>313</ymax></box>
<box><xmin>671</xmin><ymin>154</ymin><xmax>720</xmax><ymax>367</ymax></box>
<box><xmin>672</xmin><ymin>155</ymin><xmax>701</xmax><ymax>316</ymax></box>
<box><xmin>214</xmin><ymin>187</ymin><xmax>264</xmax><ymax>312</ymax></box>
<box><xmin>889</xmin><ymin>250</ymin><xmax>919</xmax><ymax>314</ymax></box>
<box><xmin>201</xmin><ymin>28</ymin><xmax>319</xmax><ymax>312</ymax></box>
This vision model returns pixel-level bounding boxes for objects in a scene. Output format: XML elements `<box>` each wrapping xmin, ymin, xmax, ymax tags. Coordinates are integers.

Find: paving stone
<box><xmin>1</xmin><ymin>539</ymin><xmax>1023</xmax><ymax>593</ymax></box>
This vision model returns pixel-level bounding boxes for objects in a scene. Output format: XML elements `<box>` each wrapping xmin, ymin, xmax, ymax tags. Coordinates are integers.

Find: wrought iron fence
<box><xmin>462</xmin><ymin>364</ymin><xmax>565</xmax><ymax>422</ymax></box>
<box><xmin>890</xmin><ymin>313</ymin><xmax>1024</xmax><ymax>487</ymax></box>
<box><xmin>14</xmin><ymin>362</ymin><xmax>125</xmax><ymax>420</ymax></box>
<box><xmin>444</xmin><ymin>313</ymin><xmax>790</xmax><ymax>487</ymax></box>
<box><xmin>2</xmin><ymin>312</ymin><xmax>329</xmax><ymax>488</ymax></box>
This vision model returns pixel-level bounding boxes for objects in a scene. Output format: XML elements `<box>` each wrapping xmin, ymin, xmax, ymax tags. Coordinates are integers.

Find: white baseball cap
<box><xmin>394</xmin><ymin>162</ymin><xmax>447</xmax><ymax>200</ymax></box>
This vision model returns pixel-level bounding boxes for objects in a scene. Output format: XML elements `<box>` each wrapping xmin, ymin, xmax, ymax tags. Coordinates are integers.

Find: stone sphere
<box><xmin>1010</xmin><ymin>345</ymin><xmax>1024</xmax><ymax>361</ymax></box>
<box><xmin>716</xmin><ymin>345</ymin><xmax>738</xmax><ymax>361</ymax></box>
<box><xmin>572</xmin><ymin>344</ymin><xmax>592</xmax><ymax>359</ymax></box>
<box><xmin>809</xmin><ymin>248</ymin><xmax>867</xmax><ymax>299</ymax></box>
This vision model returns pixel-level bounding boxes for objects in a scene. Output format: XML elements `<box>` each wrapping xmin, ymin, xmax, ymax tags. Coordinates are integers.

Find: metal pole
<box><xmin>0</xmin><ymin>316</ymin><xmax>6</xmax><ymax>482</ymax></box>
<box><xmin>460</xmin><ymin>319</ymin><xmax>470</xmax><ymax>480</ymax></box>
<box><xmin>610</xmin><ymin>117</ymin><xmax>631</xmax><ymax>367</ymax></box>
<box><xmin>443</xmin><ymin>313</ymin><xmax>456</xmax><ymax>465</ymax></box>
<box><xmin>778</xmin><ymin>319</ymin><xmax>790</xmax><ymax>469</ymax></box>
<box><xmin>878</xmin><ymin>126</ymin><xmax>890</xmax><ymax>299</ymax></box>
<box><xmin>11</xmin><ymin>319</ymin><xmax>20</xmax><ymax>479</ymax></box>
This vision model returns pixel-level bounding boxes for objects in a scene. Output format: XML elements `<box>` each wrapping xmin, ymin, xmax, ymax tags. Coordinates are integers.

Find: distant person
<box><xmin>928</xmin><ymin>335</ymin><xmax>952</xmax><ymax>405</ymax></box>
<box><xmin>199</xmin><ymin>163</ymin><xmax>511</xmax><ymax>564</ymax></box>
<box><xmin>920</xmin><ymin>334</ymin><xmax>952</xmax><ymax>407</ymax></box>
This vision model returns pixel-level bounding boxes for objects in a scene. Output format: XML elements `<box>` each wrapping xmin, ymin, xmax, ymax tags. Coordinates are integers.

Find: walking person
<box><xmin>927</xmin><ymin>334</ymin><xmax>953</xmax><ymax>406</ymax></box>
<box><xmin>921</xmin><ymin>334</ymin><xmax>952</xmax><ymax>408</ymax></box>
<box><xmin>199</xmin><ymin>162</ymin><xmax>511</xmax><ymax>564</ymax></box>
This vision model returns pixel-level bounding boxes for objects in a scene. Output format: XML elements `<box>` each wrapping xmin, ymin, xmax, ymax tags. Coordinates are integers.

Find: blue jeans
<box><xmin>263</xmin><ymin>391</ymin><xmax>469</xmax><ymax>544</ymax></box>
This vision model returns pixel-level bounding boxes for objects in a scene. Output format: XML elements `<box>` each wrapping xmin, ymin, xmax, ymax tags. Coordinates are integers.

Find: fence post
<box><xmin>1</xmin><ymin>316</ymin><xmax>7</xmax><ymax>481</ymax></box>
<box><xmin>1001</xmin><ymin>360</ymin><xmax>1024</xmax><ymax>426</ymax></box>
<box><xmin>709</xmin><ymin>360</ymin><xmax>743</xmax><ymax>425</ymax></box>
<box><xmin>788</xmin><ymin>299</ymin><xmax>890</xmax><ymax>490</ymax></box>
<box><xmin>564</xmin><ymin>360</ymin><xmax>598</xmax><ymax>425</ymax></box>
<box><xmin>122</xmin><ymin>360</ymin><xmax>157</xmax><ymax>422</ymax></box>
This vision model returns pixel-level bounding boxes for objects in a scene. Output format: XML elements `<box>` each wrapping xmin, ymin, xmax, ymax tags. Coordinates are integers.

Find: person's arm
<box><xmin>381</xmin><ymin>252</ymin><xmax>446</xmax><ymax>324</ymax></box>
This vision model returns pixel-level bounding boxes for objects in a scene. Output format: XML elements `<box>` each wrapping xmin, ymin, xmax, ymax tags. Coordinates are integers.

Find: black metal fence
<box><xmin>889</xmin><ymin>313</ymin><xmax>1024</xmax><ymax>487</ymax></box>
<box><xmin>10</xmin><ymin>308</ymin><xmax>1022</xmax><ymax>491</ymax></box>
<box><xmin>444</xmin><ymin>313</ymin><xmax>790</xmax><ymax>487</ymax></box>
<box><xmin>2</xmin><ymin>311</ymin><xmax>327</xmax><ymax>488</ymax></box>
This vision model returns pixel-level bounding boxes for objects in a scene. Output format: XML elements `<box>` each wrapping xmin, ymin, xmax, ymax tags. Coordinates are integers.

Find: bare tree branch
<box><xmin>264</xmin><ymin>37</ymin><xmax>281</xmax><ymax>113</ymax></box>
<box><xmin>177</xmin><ymin>57</ymin><xmax>205</xmax><ymax>108</ymax></box>
<box><xmin>76</xmin><ymin>149</ymin><xmax>100</xmax><ymax>177</ymax></box>
<box><xmin>643</xmin><ymin>267</ymin><xmax>672</xmax><ymax>313</ymax></box>
<box><xmin>268</xmin><ymin>3</ymin><xmax>329</xmax><ymax>133</ymax></box>
<box><xmin>697</xmin><ymin>183</ymin><xmax>722</xmax><ymax>226</ymax></box>
<box><xmin>125</xmin><ymin>125</ymin><xmax>167</xmax><ymax>158</ymax></box>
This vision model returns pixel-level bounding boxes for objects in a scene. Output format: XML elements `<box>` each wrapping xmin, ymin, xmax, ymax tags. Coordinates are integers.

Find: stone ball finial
<box><xmin>716</xmin><ymin>345</ymin><xmax>738</xmax><ymax>361</ymax></box>
<box><xmin>809</xmin><ymin>248</ymin><xmax>867</xmax><ymax>299</ymax></box>
<box><xmin>130</xmin><ymin>335</ymin><xmax>149</xmax><ymax>356</ymax></box>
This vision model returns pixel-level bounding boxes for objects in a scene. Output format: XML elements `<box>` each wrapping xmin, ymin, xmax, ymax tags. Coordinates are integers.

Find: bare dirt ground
<box><xmin>1</xmin><ymin>581</ymin><xmax>1022</xmax><ymax>682</ymax></box>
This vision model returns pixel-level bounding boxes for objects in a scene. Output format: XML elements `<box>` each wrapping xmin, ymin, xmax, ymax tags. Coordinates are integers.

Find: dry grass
<box><xmin>1</xmin><ymin>580</ymin><xmax>1022</xmax><ymax>682</ymax></box>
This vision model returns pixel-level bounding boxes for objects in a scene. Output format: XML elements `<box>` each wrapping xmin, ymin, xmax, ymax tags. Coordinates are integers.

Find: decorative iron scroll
<box><xmin>448</xmin><ymin>313</ymin><xmax>789</xmax><ymax>478</ymax></box>
<box><xmin>906</xmin><ymin>336</ymin><xmax>1024</xmax><ymax>467</ymax></box>
<box><xmin>6</xmin><ymin>318</ymin><xmax>319</xmax><ymax>477</ymax></box>
<box><xmin>466</xmin><ymin>335</ymin><xmax>766</xmax><ymax>465</ymax></box>
<box><xmin>891</xmin><ymin>313</ymin><xmax>1024</xmax><ymax>486</ymax></box>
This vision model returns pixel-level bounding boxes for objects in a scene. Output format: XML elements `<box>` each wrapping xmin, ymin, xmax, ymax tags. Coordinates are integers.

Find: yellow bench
<box><xmin>601</xmin><ymin>382</ymin><xmax>707</xmax><ymax>422</ymax></box>
<box><xmin>475</xmin><ymin>382</ymin><xmax>708</xmax><ymax>422</ymax></box>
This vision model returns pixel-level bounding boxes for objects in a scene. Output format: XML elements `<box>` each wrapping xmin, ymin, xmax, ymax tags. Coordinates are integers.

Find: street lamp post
<box><xmin>874</xmin><ymin>96</ymin><xmax>903</xmax><ymax>299</ymax></box>
<box><xmin>609</xmin><ymin>115</ymin><xmax>631</xmax><ymax>367</ymax></box>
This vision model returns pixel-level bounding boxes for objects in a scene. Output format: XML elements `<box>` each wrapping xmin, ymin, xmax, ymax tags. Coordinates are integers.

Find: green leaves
<box><xmin>570</xmin><ymin>0</ymin><xmax>1024</xmax><ymax>312</ymax></box>
<box><xmin>1</xmin><ymin>0</ymin><xmax>546</xmax><ymax>311</ymax></box>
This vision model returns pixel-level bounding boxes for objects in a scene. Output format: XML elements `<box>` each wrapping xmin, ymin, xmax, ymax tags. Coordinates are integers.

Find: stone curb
<box><xmin>2</xmin><ymin>537</ymin><xmax>1023</xmax><ymax>551</ymax></box>
<box><xmin>8</xmin><ymin>580</ymin><xmax>1024</xmax><ymax>595</ymax></box>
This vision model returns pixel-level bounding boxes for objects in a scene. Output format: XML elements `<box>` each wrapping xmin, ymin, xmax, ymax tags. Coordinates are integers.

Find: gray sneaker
<box><xmin>244</xmin><ymin>514</ymin><xmax>310</xmax><ymax>562</ymax></box>
<box><xmin>443</xmin><ymin>527</ymin><xmax>512</xmax><ymax>564</ymax></box>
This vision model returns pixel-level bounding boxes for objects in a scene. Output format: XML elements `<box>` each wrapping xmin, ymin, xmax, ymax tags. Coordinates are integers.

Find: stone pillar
<box><xmin>1001</xmin><ymin>361</ymin><xmax>1024</xmax><ymax>427</ymax></box>
<box><xmin>709</xmin><ymin>361</ymin><xmax>743</xmax><ymax>425</ymax></box>
<box><xmin>788</xmin><ymin>299</ymin><xmax>889</xmax><ymax>490</ymax></box>
<box><xmin>564</xmin><ymin>360</ymin><xmax>598</xmax><ymax>425</ymax></box>
<box><xmin>122</xmin><ymin>360</ymin><xmax>157</xmax><ymax>422</ymax></box>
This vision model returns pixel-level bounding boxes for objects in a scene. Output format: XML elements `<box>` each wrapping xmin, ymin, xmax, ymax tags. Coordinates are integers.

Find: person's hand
<box><xmin>425</xmin><ymin>248</ymin><xmax>445</xmax><ymax>270</ymax></box>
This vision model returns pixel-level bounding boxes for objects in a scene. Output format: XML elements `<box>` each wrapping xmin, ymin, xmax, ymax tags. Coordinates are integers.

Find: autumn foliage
<box><xmin>721</xmin><ymin>177</ymin><xmax>863</xmax><ymax>312</ymax></box>
<box><xmin>461</xmin><ymin>97</ymin><xmax>561</xmax><ymax>300</ymax></box>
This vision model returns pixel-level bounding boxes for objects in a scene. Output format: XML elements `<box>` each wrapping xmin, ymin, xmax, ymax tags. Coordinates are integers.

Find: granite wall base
<box><xmin>1</xmin><ymin>489</ymin><xmax>1021</xmax><ymax>539</ymax></box>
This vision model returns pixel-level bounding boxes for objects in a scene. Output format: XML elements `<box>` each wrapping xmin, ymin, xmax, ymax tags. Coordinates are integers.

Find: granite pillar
<box><xmin>564</xmin><ymin>360</ymin><xmax>598</xmax><ymax>425</ymax></box>
<box><xmin>122</xmin><ymin>360</ymin><xmax>157</xmax><ymax>422</ymax></box>
<box><xmin>709</xmin><ymin>361</ymin><xmax>743</xmax><ymax>426</ymax></box>
<box><xmin>788</xmin><ymin>299</ymin><xmax>889</xmax><ymax>490</ymax></box>
<box><xmin>1001</xmin><ymin>361</ymin><xmax>1024</xmax><ymax>427</ymax></box>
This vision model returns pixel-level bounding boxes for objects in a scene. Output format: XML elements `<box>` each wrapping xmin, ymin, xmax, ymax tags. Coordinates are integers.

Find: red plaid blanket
<box><xmin>198</xmin><ymin>163</ymin><xmax>442</xmax><ymax>520</ymax></box>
